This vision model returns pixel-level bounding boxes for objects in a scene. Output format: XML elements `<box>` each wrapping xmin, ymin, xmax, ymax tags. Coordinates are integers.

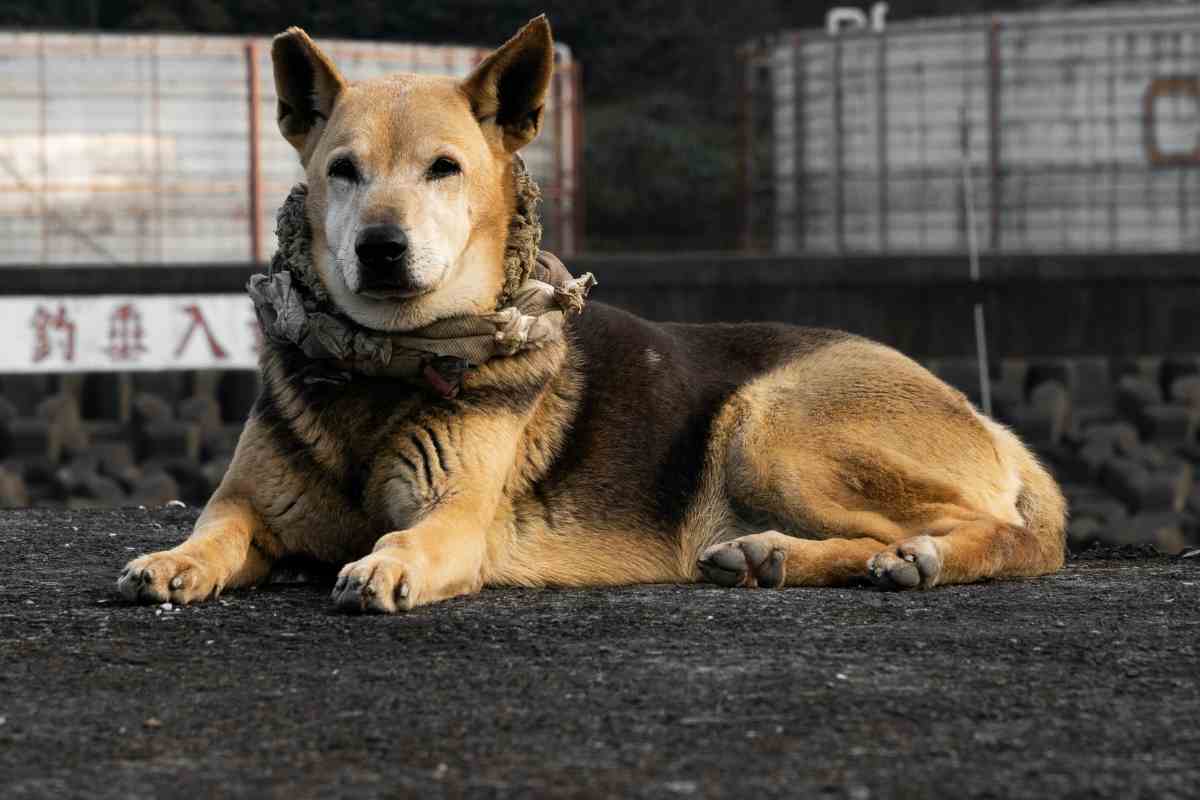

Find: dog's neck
<box><xmin>247</xmin><ymin>157</ymin><xmax>595</xmax><ymax>396</ymax></box>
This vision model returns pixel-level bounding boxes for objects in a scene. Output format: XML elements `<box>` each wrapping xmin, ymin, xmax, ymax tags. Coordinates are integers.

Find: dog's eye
<box><xmin>427</xmin><ymin>157</ymin><xmax>461</xmax><ymax>180</ymax></box>
<box><xmin>328</xmin><ymin>157</ymin><xmax>360</xmax><ymax>183</ymax></box>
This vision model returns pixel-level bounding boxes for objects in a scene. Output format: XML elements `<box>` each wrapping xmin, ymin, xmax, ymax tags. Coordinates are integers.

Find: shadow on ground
<box><xmin>1</xmin><ymin>507</ymin><xmax>1197</xmax><ymax>798</ymax></box>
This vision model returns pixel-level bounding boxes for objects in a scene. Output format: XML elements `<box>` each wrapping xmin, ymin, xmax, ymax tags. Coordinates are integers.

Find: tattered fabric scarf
<box><xmin>247</xmin><ymin>157</ymin><xmax>595</xmax><ymax>397</ymax></box>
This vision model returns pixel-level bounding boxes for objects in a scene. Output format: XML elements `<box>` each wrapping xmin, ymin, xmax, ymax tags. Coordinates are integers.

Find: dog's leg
<box><xmin>329</xmin><ymin>415</ymin><xmax>524</xmax><ymax>613</ymax></box>
<box><xmin>117</xmin><ymin>497</ymin><xmax>274</xmax><ymax>604</ymax></box>
<box><xmin>699</xmin><ymin>505</ymin><xmax>1063</xmax><ymax>590</ymax></box>
<box><xmin>867</xmin><ymin>515</ymin><xmax>1061</xmax><ymax>590</ymax></box>
<box><xmin>330</xmin><ymin>510</ymin><xmax>490</xmax><ymax>613</ymax></box>
<box><xmin>698</xmin><ymin>531</ymin><xmax>888</xmax><ymax>587</ymax></box>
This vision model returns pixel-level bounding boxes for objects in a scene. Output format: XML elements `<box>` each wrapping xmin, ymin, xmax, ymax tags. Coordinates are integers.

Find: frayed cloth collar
<box><xmin>247</xmin><ymin>158</ymin><xmax>595</xmax><ymax>396</ymax></box>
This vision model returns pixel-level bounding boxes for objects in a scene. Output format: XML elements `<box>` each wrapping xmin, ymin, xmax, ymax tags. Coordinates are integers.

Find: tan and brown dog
<box><xmin>117</xmin><ymin>16</ymin><xmax>1066</xmax><ymax>612</ymax></box>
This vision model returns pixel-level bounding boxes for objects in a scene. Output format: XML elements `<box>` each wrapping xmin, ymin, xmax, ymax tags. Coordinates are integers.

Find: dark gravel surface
<box><xmin>1</xmin><ymin>507</ymin><xmax>1198</xmax><ymax>799</ymax></box>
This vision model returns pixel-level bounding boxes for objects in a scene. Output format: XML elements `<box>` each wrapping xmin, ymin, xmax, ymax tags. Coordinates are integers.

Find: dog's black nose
<box><xmin>355</xmin><ymin>224</ymin><xmax>414</xmax><ymax>294</ymax></box>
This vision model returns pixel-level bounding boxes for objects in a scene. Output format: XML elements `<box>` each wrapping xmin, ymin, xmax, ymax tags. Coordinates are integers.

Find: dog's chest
<box><xmin>253</xmin><ymin>372</ymin><xmax>449</xmax><ymax>556</ymax></box>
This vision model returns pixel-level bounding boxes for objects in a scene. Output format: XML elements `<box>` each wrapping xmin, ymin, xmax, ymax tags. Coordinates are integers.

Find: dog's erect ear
<box><xmin>461</xmin><ymin>15</ymin><xmax>555</xmax><ymax>153</ymax></box>
<box><xmin>271</xmin><ymin>27</ymin><xmax>346</xmax><ymax>157</ymax></box>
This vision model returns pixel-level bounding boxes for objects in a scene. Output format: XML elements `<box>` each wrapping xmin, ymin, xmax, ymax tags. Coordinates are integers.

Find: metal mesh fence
<box><xmin>0</xmin><ymin>31</ymin><xmax>581</xmax><ymax>266</ymax></box>
<box><xmin>742</xmin><ymin>3</ymin><xmax>1200</xmax><ymax>253</ymax></box>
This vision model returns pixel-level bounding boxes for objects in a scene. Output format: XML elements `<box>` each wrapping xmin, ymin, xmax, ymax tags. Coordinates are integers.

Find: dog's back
<box><xmin>533</xmin><ymin>302</ymin><xmax>852</xmax><ymax>533</ymax></box>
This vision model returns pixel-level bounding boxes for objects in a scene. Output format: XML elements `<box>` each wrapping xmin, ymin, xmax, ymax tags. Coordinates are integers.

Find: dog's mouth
<box><xmin>357</xmin><ymin>285</ymin><xmax>435</xmax><ymax>302</ymax></box>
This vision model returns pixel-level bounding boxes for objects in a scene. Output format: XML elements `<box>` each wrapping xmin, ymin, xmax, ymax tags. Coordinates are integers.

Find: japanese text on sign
<box><xmin>3</xmin><ymin>295</ymin><xmax>260</xmax><ymax>372</ymax></box>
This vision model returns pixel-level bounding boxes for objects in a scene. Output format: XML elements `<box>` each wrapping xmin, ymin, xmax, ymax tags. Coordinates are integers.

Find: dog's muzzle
<box><xmin>354</xmin><ymin>223</ymin><xmax>420</xmax><ymax>295</ymax></box>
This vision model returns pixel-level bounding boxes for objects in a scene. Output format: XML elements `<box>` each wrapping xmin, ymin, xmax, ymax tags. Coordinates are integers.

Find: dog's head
<box><xmin>270</xmin><ymin>17</ymin><xmax>554</xmax><ymax>332</ymax></box>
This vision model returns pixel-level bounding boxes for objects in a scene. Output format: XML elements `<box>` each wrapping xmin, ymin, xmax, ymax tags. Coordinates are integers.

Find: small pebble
<box><xmin>166</xmin><ymin>500</ymin><xmax>186</xmax><ymax>509</ymax></box>
<box><xmin>143</xmin><ymin>717</ymin><xmax>162</xmax><ymax>729</ymax></box>
<box><xmin>160</xmin><ymin>602</ymin><xmax>173</xmax><ymax>611</ymax></box>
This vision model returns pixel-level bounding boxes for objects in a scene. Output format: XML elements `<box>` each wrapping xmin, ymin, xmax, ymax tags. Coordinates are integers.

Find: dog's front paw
<box><xmin>867</xmin><ymin>535</ymin><xmax>943</xmax><ymax>590</ymax></box>
<box><xmin>117</xmin><ymin>551</ymin><xmax>220</xmax><ymax>605</ymax></box>
<box><xmin>331</xmin><ymin>549</ymin><xmax>428</xmax><ymax>614</ymax></box>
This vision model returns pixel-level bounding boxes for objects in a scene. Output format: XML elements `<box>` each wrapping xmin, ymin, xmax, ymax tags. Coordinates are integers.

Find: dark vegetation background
<box><xmin>2</xmin><ymin>0</ymin><xmax>1104</xmax><ymax>251</ymax></box>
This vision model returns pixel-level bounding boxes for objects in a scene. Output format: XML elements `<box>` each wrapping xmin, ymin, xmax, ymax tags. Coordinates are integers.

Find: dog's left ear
<box><xmin>461</xmin><ymin>15</ymin><xmax>555</xmax><ymax>153</ymax></box>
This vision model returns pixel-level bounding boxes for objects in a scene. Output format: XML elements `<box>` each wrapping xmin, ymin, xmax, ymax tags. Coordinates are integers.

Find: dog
<box><xmin>117</xmin><ymin>16</ymin><xmax>1066</xmax><ymax>612</ymax></box>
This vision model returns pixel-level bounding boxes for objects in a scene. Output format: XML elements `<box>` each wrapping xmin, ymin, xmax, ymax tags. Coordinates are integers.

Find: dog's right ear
<box><xmin>461</xmin><ymin>15</ymin><xmax>555</xmax><ymax>153</ymax></box>
<box><xmin>271</xmin><ymin>28</ymin><xmax>346</xmax><ymax>158</ymax></box>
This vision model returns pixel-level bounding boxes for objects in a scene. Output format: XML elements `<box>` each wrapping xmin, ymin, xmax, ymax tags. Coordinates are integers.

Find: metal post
<box><xmin>37</xmin><ymin>34</ymin><xmax>48</xmax><ymax>265</ymax></box>
<box><xmin>244</xmin><ymin>41</ymin><xmax>263</xmax><ymax>265</ymax></box>
<box><xmin>151</xmin><ymin>39</ymin><xmax>164</xmax><ymax>264</ymax></box>
<box><xmin>987</xmin><ymin>17</ymin><xmax>1002</xmax><ymax>252</ymax></box>
<box><xmin>571</xmin><ymin>62</ymin><xmax>586</xmax><ymax>255</ymax></box>
<box><xmin>551</xmin><ymin>62</ymin><xmax>567</xmax><ymax>255</ymax></box>
<box><xmin>876</xmin><ymin>28</ymin><xmax>889</xmax><ymax>252</ymax></box>
<box><xmin>737</xmin><ymin>46</ymin><xmax>752</xmax><ymax>251</ymax></box>
<box><xmin>1107</xmin><ymin>32</ymin><xmax>1119</xmax><ymax>250</ymax></box>
<box><xmin>832</xmin><ymin>36</ymin><xmax>845</xmax><ymax>253</ymax></box>
<box><xmin>961</xmin><ymin>108</ymin><xmax>993</xmax><ymax>417</ymax></box>
<box><xmin>792</xmin><ymin>34</ymin><xmax>806</xmax><ymax>253</ymax></box>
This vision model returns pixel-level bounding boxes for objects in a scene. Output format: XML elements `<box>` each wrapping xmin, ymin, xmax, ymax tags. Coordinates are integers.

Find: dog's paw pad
<box><xmin>698</xmin><ymin>535</ymin><xmax>787</xmax><ymax>588</ymax></box>
<box><xmin>867</xmin><ymin>535</ymin><xmax>943</xmax><ymax>590</ymax></box>
<box><xmin>331</xmin><ymin>553</ymin><xmax>417</xmax><ymax>614</ymax></box>
<box><xmin>116</xmin><ymin>552</ymin><xmax>216</xmax><ymax>605</ymax></box>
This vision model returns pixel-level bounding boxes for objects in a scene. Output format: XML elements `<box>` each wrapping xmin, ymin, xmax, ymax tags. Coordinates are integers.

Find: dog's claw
<box><xmin>332</xmin><ymin>552</ymin><xmax>420</xmax><ymax>614</ymax></box>
<box><xmin>117</xmin><ymin>552</ymin><xmax>218</xmax><ymax>605</ymax></box>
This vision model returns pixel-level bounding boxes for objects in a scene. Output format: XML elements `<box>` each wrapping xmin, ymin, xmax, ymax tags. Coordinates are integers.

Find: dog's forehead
<box><xmin>327</xmin><ymin>74</ymin><xmax>484</xmax><ymax>160</ymax></box>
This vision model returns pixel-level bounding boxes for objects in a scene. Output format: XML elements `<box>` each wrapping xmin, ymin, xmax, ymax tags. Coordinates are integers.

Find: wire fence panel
<box><xmin>742</xmin><ymin>3</ymin><xmax>1200</xmax><ymax>254</ymax></box>
<box><xmin>0</xmin><ymin>32</ymin><xmax>582</xmax><ymax>266</ymax></box>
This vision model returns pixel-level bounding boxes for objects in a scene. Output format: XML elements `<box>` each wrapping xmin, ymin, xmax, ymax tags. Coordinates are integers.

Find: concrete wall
<box><xmin>7</xmin><ymin>253</ymin><xmax>1195</xmax><ymax>359</ymax></box>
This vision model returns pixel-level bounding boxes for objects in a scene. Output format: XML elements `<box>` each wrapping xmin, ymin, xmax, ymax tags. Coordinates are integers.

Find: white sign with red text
<box><xmin>0</xmin><ymin>295</ymin><xmax>260</xmax><ymax>372</ymax></box>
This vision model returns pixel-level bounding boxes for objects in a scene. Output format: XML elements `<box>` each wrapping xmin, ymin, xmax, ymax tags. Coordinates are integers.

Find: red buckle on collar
<box><xmin>421</xmin><ymin>356</ymin><xmax>470</xmax><ymax>399</ymax></box>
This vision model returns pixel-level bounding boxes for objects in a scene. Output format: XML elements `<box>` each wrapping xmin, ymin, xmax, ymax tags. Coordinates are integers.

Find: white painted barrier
<box><xmin>0</xmin><ymin>294</ymin><xmax>257</xmax><ymax>372</ymax></box>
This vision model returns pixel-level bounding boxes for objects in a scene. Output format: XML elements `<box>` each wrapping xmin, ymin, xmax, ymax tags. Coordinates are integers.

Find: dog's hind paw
<box><xmin>866</xmin><ymin>535</ymin><xmax>943</xmax><ymax>590</ymax></box>
<box><xmin>697</xmin><ymin>532</ymin><xmax>788</xmax><ymax>588</ymax></box>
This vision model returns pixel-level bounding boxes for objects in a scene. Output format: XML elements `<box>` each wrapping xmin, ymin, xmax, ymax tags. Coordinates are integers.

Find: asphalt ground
<box><xmin>1</xmin><ymin>506</ymin><xmax>1198</xmax><ymax>799</ymax></box>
